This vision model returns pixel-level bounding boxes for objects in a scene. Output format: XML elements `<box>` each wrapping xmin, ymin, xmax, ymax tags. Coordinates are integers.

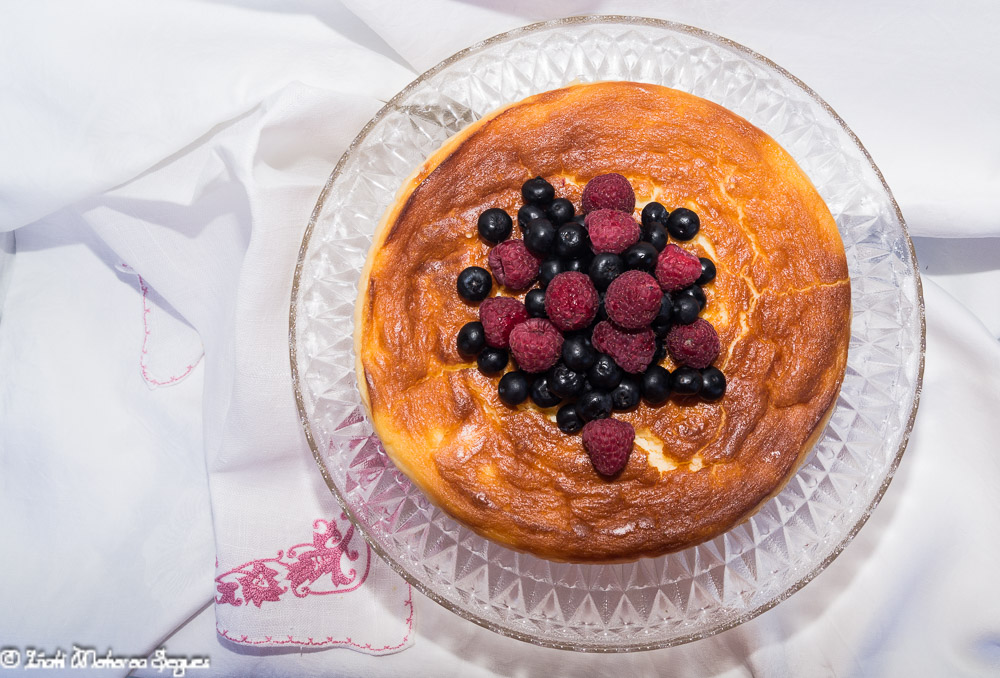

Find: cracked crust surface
<box><xmin>355</xmin><ymin>82</ymin><xmax>850</xmax><ymax>562</ymax></box>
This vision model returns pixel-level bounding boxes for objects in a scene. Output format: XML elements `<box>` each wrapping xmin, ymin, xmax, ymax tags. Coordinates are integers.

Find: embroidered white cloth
<box><xmin>2</xmin><ymin>1</ymin><xmax>1000</xmax><ymax>677</ymax></box>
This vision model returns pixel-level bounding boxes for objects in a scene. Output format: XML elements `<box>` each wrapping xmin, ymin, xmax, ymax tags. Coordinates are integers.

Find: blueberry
<box><xmin>678</xmin><ymin>284</ymin><xmax>706</xmax><ymax>311</ymax></box>
<box><xmin>666</xmin><ymin>208</ymin><xmax>700</xmax><ymax>241</ymax></box>
<box><xmin>671</xmin><ymin>367</ymin><xmax>703</xmax><ymax>395</ymax></box>
<box><xmin>610</xmin><ymin>376</ymin><xmax>641</xmax><ymax>411</ymax></box>
<box><xmin>498</xmin><ymin>371</ymin><xmax>530</xmax><ymax>406</ymax></box>
<box><xmin>477</xmin><ymin>347</ymin><xmax>508</xmax><ymax>374</ymax></box>
<box><xmin>457</xmin><ymin>266</ymin><xmax>492</xmax><ymax>302</ymax></box>
<box><xmin>672</xmin><ymin>295</ymin><xmax>700</xmax><ymax>325</ymax></box>
<box><xmin>700</xmin><ymin>367</ymin><xmax>727</xmax><ymax>401</ymax></box>
<box><xmin>641</xmin><ymin>201</ymin><xmax>669</xmax><ymax>230</ymax></box>
<box><xmin>652</xmin><ymin>294</ymin><xmax>673</xmax><ymax>337</ymax></box>
<box><xmin>588</xmin><ymin>354</ymin><xmax>623</xmax><ymax>390</ymax></box>
<box><xmin>556</xmin><ymin>403</ymin><xmax>584</xmax><ymax>433</ymax></box>
<box><xmin>457</xmin><ymin>321</ymin><xmax>486</xmax><ymax>356</ymax></box>
<box><xmin>529</xmin><ymin>375</ymin><xmax>562</xmax><ymax>408</ymax></box>
<box><xmin>641</xmin><ymin>365</ymin><xmax>671</xmax><ymax>404</ymax></box>
<box><xmin>563</xmin><ymin>258</ymin><xmax>587</xmax><ymax>273</ymax></box>
<box><xmin>525</xmin><ymin>289</ymin><xmax>547</xmax><ymax>318</ymax></box>
<box><xmin>546</xmin><ymin>198</ymin><xmax>575</xmax><ymax>226</ymax></box>
<box><xmin>652</xmin><ymin>337</ymin><xmax>667</xmax><ymax>364</ymax></box>
<box><xmin>589</xmin><ymin>253</ymin><xmax>624</xmax><ymax>291</ymax></box>
<box><xmin>524</xmin><ymin>218</ymin><xmax>557</xmax><ymax>255</ymax></box>
<box><xmin>571</xmin><ymin>213</ymin><xmax>588</xmax><ymax>226</ymax></box>
<box><xmin>477</xmin><ymin>208</ymin><xmax>513</xmax><ymax>244</ymax></box>
<box><xmin>696</xmin><ymin>257</ymin><xmax>716</xmax><ymax>285</ymax></box>
<box><xmin>517</xmin><ymin>203</ymin><xmax>546</xmax><ymax>230</ymax></box>
<box><xmin>548</xmin><ymin>363</ymin><xmax>584</xmax><ymax>399</ymax></box>
<box><xmin>645</xmin><ymin>223</ymin><xmax>668</xmax><ymax>251</ymax></box>
<box><xmin>623</xmin><ymin>242</ymin><xmax>658</xmax><ymax>273</ymax></box>
<box><xmin>555</xmin><ymin>223</ymin><xmax>590</xmax><ymax>260</ymax></box>
<box><xmin>594</xmin><ymin>292</ymin><xmax>609</xmax><ymax>323</ymax></box>
<box><xmin>562</xmin><ymin>335</ymin><xmax>597</xmax><ymax>372</ymax></box>
<box><xmin>539</xmin><ymin>258</ymin><xmax>564</xmax><ymax>288</ymax></box>
<box><xmin>578</xmin><ymin>390</ymin><xmax>612</xmax><ymax>421</ymax></box>
<box><xmin>522</xmin><ymin>176</ymin><xmax>555</xmax><ymax>206</ymax></box>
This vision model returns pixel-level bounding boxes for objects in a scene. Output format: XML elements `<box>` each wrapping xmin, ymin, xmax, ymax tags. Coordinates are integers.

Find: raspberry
<box><xmin>585</xmin><ymin>210</ymin><xmax>641</xmax><ymax>254</ymax></box>
<box><xmin>479</xmin><ymin>296</ymin><xmax>528</xmax><ymax>348</ymax></box>
<box><xmin>582</xmin><ymin>418</ymin><xmax>635</xmax><ymax>476</ymax></box>
<box><xmin>665</xmin><ymin>318</ymin><xmax>721</xmax><ymax>369</ymax></box>
<box><xmin>509</xmin><ymin>318</ymin><xmax>564</xmax><ymax>373</ymax></box>
<box><xmin>591</xmin><ymin>320</ymin><xmax>656</xmax><ymax>374</ymax></box>
<box><xmin>655</xmin><ymin>244</ymin><xmax>702</xmax><ymax>292</ymax></box>
<box><xmin>581</xmin><ymin>173</ymin><xmax>636</xmax><ymax>214</ymax></box>
<box><xmin>488</xmin><ymin>239</ymin><xmax>541</xmax><ymax>291</ymax></box>
<box><xmin>604</xmin><ymin>270</ymin><xmax>661</xmax><ymax>329</ymax></box>
<box><xmin>544</xmin><ymin>272</ymin><xmax>599</xmax><ymax>331</ymax></box>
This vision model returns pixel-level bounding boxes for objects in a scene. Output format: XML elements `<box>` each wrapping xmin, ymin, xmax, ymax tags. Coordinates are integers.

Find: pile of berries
<box><xmin>455</xmin><ymin>174</ymin><xmax>726</xmax><ymax>477</ymax></box>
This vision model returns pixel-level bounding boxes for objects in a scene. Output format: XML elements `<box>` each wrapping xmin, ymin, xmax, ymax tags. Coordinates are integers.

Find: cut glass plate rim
<box><xmin>289</xmin><ymin>15</ymin><xmax>926</xmax><ymax>651</ymax></box>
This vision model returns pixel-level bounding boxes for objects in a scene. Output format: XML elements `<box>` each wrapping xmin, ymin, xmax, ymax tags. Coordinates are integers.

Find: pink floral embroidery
<box><xmin>217</xmin><ymin>588</ymin><xmax>414</xmax><ymax>653</ymax></box>
<box><xmin>215</xmin><ymin>514</ymin><xmax>370</xmax><ymax>608</ymax></box>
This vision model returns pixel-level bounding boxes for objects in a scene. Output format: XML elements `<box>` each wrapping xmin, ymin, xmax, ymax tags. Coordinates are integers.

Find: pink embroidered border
<box><xmin>216</xmin><ymin>588</ymin><xmax>415</xmax><ymax>652</ymax></box>
<box><xmin>137</xmin><ymin>274</ymin><xmax>201</xmax><ymax>386</ymax></box>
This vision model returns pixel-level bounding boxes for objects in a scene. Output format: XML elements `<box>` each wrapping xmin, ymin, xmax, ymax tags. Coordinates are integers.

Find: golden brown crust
<box><xmin>355</xmin><ymin>82</ymin><xmax>850</xmax><ymax>562</ymax></box>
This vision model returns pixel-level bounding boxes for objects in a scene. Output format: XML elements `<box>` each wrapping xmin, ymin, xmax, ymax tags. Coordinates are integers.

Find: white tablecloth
<box><xmin>1</xmin><ymin>1</ymin><xmax>999</xmax><ymax>677</ymax></box>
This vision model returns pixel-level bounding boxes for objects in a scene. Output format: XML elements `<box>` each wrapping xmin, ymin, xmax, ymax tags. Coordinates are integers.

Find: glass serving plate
<box><xmin>290</xmin><ymin>16</ymin><xmax>924</xmax><ymax>651</ymax></box>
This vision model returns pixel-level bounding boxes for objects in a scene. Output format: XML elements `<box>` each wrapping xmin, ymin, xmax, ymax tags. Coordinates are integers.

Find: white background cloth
<box><xmin>1</xmin><ymin>0</ymin><xmax>999</xmax><ymax>677</ymax></box>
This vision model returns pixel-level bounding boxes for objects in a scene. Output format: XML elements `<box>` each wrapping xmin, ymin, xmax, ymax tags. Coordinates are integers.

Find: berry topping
<box><xmin>585</xmin><ymin>209</ymin><xmax>641</xmax><ymax>254</ymax></box>
<box><xmin>517</xmin><ymin>203</ymin><xmax>546</xmax><ymax>230</ymax></box>
<box><xmin>477</xmin><ymin>347</ymin><xmax>509</xmax><ymax>374</ymax></box>
<box><xmin>457</xmin><ymin>266</ymin><xmax>492</xmax><ymax>302</ymax></box>
<box><xmin>529</xmin><ymin>375</ymin><xmax>562</xmax><ymax>408</ymax></box>
<box><xmin>562</xmin><ymin>334</ymin><xmax>597</xmax><ymax>372</ymax></box>
<box><xmin>641</xmin><ymin>365</ymin><xmax>672</xmax><ymax>404</ymax></box>
<box><xmin>655</xmin><ymin>244</ymin><xmax>702</xmax><ymax>292</ymax></box>
<box><xmin>622</xmin><ymin>242</ymin><xmax>658</xmax><ymax>273</ymax></box>
<box><xmin>666</xmin><ymin>207</ymin><xmax>700</xmax><ymax>240</ymax></box>
<box><xmin>509</xmin><ymin>318</ymin><xmax>564</xmax><ymax>373</ymax></box>
<box><xmin>581</xmin><ymin>173</ymin><xmax>636</xmax><ymax>214</ymax></box>
<box><xmin>578</xmin><ymin>390</ymin><xmax>613</xmax><ymax>421</ymax></box>
<box><xmin>640</xmin><ymin>201</ymin><xmax>669</xmax><ymax>230</ymax></box>
<box><xmin>678</xmin><ymin>284</ymin><xmax>706</xmax><ymax>311</ymax></box>
<box><xmin>700</xmin><ymin>366</ymin><xmax>727</xmax><ymax>401</ymax></box>
<box><xmin>457</xmin><ymin>321</ymin><xmax>486</xmax><ymax>356</ymax></box>
<box><xmin>610</xmin><ymin>375</ymin><xmax>641</xmax><ymax>411</ymax></box>
<box><xmin>545</xmin><ymin>271</ymin><xmax>599</xmax><ymax>331</ymax></box>
<box><xmin>479</xmin><ymin>296</ymin><xmax>529</xmax><ymax>348</ymax></box>
<box><xmin>538</xmin><ymin>258</ymin><xmax>564</xmax><ymax>288</ymax></box>
<box><xmin>604</xmin><ymin>270</ymin><xmax>662</xmax><ymax>330</ymax></box>
<box><xmin>522</xmin><ymin>176</ymin><xmax>555</xmax><ymax>206</ymax></box>
<box><xmin>523</xmin><ymin>218</ymin><xmax>558</xmax><ymax>255</ymax></box>
<box><xmin>591</xmin><ymin>321</ymin><xmax>657</xmax><ymax>374</ymax></box>
<box><xmin>555</xmin><ymin>222</ymin><xmax>591</xmax><ymax>259</ymax></box>
<box><xmin>488</xmin><ymin>240</ymin><xmax>540</xmax><ymax>291</ymax></box>
<box><xmin>588</xmin><ymin>252</ymin><xmax>625</xmax><ymax>291</ymax></box>
<box><xmin>587</xmin><ymin>353</ymin><xmax>623</xmax><ymax>390</ymax></box>
<box><xmin>582</xmin><ymin>418</ymin><xmax>635</xmax><ymax>476</ymax></box>
<box><xmin>546</xmin><ymin>198</ymin><xmax>575</xmax><ymax>225</ymax></box>
<box><xmin>548</xmin><ymin>363</ymin><xmax>585</xmax><ymax>399</ymax></box>
<box><xmin>524</xmin><ymin>288</ymin><xmax>547</xmax><ymax>318</ymax></box>
<box><xmin>672</xmin><ymin>295</ymin><xmax>700</xmax><ymax>325</ymax></box>
<box><xmin>665</xmin><ymin>318</ymin><xmax>721</xmax><ymax>369</ymax></box>
<box><xmin>651</xmin><ymin>294</ymin><xmax>673</xmax><ymax>337</ymax></box>
<box><xmin>645</xmin><ymin>223</ymin><xmax>668</xmax><ymax>251</ymax></box>
<box><xmin>556</xmin><ymin>403</ymin><xmax>584</xmax><ymax>433</ymax></box>
<box><xmin>670</xmin><ymin>366</ymin><xmax>703</xmax><ymax>395</ymax></box>
<box><xmin>477</xmin><ymin>208</ymin><xmax>513</xmax><ymax>244</ymax></box>
<box><xmin>498</xmin><ymin>371</ymin><xmax>530</xmax><ymax>406</ymax></box>
<box><xmin>696</xmin><ymin>257</ymin><xmax>716</xmax><ymax>285</ymax></box>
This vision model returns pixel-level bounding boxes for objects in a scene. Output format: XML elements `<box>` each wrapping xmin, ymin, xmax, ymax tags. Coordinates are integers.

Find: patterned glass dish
<box><xmin>290</xmin><ymin>16</ymin><xmax>924</xmax><ymax>651</ymax></box>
